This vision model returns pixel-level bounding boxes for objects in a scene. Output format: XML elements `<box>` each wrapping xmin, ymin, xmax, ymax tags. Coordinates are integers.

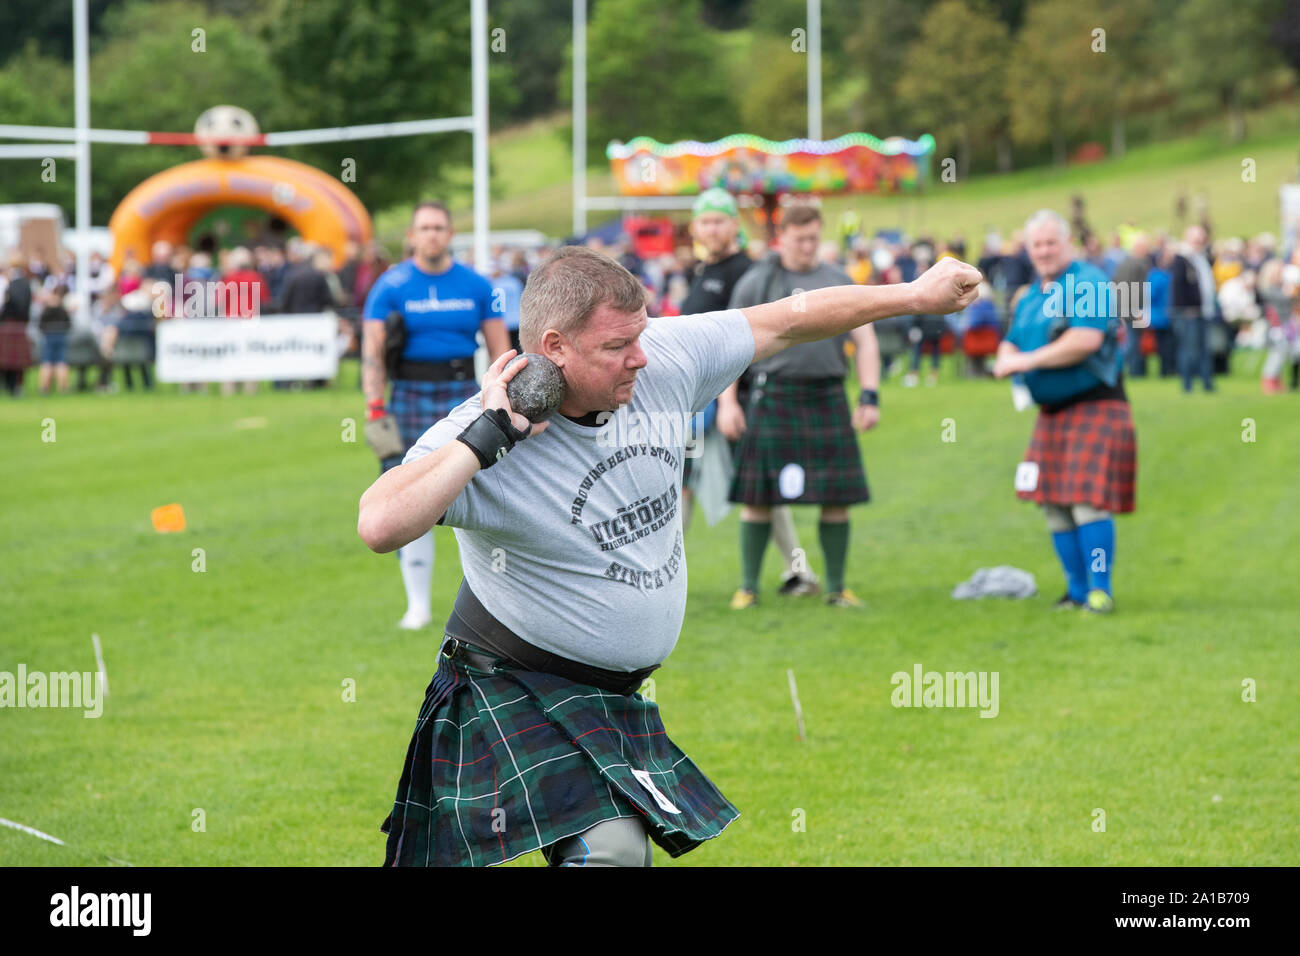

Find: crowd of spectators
<box><xmin>4</xmin><ymin>200</ymin><xmax>1298</xmax><ymax>398</ymax></box>
<box><xmin>608</xmin><ymin>204</ymin><xmax>1300</xmax><ymax>397</ymax></box>
<box><xmin>0</xmin><ymin>236</ymin><xmax>397</xmax><ymax>396</ymax></box>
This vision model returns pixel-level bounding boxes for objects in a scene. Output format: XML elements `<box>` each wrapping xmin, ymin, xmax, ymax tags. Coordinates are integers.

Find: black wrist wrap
<box><xmin>456</xmin><ymin>407</ymin><xmax>532</xmax><ymax>469</ymax></box>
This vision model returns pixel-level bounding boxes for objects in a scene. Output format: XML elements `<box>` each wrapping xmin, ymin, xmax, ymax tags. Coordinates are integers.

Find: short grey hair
<box><xmin>1025</xmin><ymin>209</ymin><xmax>1070</xmax><ymax>241</ymax></box>
<box><xmin>519</xmin><ymin>246</ymin><xmax>648</xmax><ymax>352</ymax></box>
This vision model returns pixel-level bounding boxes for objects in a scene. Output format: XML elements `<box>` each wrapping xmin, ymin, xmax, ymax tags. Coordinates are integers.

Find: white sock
<box><xmin>398</xmin><ymin>530</ymin><xmax>434</xmax><ymax>619</ymax></box>
<box><xmin>771</xmin><ymin>506</ymin><xmax>802</xmax><ymax>577</ymax></box>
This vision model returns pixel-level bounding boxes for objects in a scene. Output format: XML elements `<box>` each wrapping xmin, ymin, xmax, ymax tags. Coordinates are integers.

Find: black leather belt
<box><xmin>440</xmin><ymin>638</ymin><xmax>504</xmax><ymax>676</ymax></box>
<box><xmin>395</xmin><ymin>357</ymin><xmax>474</xmax><ymax>383</ymax></box>
<box><xmin>442</xmin><ymin>579</ymin><xmax>658</xmax><ymax>696</ymax></box>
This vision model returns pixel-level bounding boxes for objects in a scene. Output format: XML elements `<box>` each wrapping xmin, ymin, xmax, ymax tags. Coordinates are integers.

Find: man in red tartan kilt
<box><xmin>995</xmin><ymin>210</ymin><xmax>1138</xmax><ymax>614</ymax></box>
<box><xmin>359</xmin><ymin>246</ymin><xmax>982</xmax><ymax>865</ymax></box>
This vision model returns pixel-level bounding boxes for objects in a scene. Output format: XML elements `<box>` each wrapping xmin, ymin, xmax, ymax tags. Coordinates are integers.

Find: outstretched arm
<box><xmin>741</xmin><ymin>257</ymin><xmax>982</xmax><ymax>363</ymax></box>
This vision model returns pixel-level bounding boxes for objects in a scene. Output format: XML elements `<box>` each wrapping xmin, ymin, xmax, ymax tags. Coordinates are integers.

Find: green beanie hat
<box><xmin>693</xmin><ymin>187</ymin><xmax>738</xmax><ymax>219</ymax></box>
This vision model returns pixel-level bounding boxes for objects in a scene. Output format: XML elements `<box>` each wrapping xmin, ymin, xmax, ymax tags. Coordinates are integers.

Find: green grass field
<box><xmin>1</xmin><ymin>359</ymin><xmax>1297</xmax><ymax>866</ymax></box>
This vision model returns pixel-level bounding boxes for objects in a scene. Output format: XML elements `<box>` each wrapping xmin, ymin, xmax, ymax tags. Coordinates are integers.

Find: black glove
<box><xmin>456</xmin><ymin>407</ymin><xmax>532</xmax><ymax>469</ymax></box>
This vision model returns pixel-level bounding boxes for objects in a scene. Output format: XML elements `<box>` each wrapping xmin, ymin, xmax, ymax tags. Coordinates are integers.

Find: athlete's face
<box><xmin>409</xmin><ymin>208</ymin><xmax>452</xmax><ymax>264</ymax></box>
<box><xmin>1028</xmin><ymin>222</ymin><xmax>1073</xmax><ymax>282</ymax></box>
<box><xmin>778</xmin><ymin>220</ymin><xmax>822</xmax><ymax>272</ymax></box>
<box><xmin>546</xmin><ymin>303</ymin><xmax>649</xmax><ymax>415</ymax></box>
<box><xmin>691</xmin><ymin>212</ymin><xmax>738</xmax><ymax>260</ymax></box>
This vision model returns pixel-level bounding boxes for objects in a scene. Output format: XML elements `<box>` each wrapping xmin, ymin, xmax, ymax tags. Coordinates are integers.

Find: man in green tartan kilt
<box><xmin>358</xmin><ymin>244</ymin><xmax>981</xmax><ymax>866</ymax></box>
<box><xmin>726</xmin><ymin>204</ymin><xmax>882</xmax><ymax>609</ymax></box>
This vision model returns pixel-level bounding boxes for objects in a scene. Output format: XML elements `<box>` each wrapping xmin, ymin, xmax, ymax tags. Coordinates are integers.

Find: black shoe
<box><xmin>778</xmin><ymin>571</ymin><xmax>821</xmax><ymax>597</ymax></box>
<box><xmin>1052</xmin><ymin>593</ymin><xmax>1083</xmax><ymax>610</ymax></box>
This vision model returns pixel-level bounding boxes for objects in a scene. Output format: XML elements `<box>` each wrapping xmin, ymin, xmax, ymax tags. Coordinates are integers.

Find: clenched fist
<box><xmin>909</xmin><ymin>257</ymin><xmax>983</xmax><ymax>315</ymax></box>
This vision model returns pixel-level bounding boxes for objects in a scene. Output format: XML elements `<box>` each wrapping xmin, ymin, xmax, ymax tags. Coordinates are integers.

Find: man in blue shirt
<box><xmin>363</xmin><ymin>200</ymin><xmax>509</xmax><ymax>629</ymax></box>
<box><xmin>994</xmin><ymin>209</ymin><xmax>1138</xmax><ymax>614</ymax></box>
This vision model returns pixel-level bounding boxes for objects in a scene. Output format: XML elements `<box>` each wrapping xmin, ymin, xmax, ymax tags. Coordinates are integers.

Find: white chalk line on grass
<box><xmin>787</xmin><ymin>668</ymin><xmax>807</xmax><ymax>742</ymax></box>
<box><xmin>92</xmin><ymin>632</ymin><xmax>109</xmax><ymax>698</ymax></box>
<box><xmin>0</xmin><ymin>816</ymin><xmax>67</xmax><ymax>845</ymax></box>
<box><xmin>1</xmin><ymin>817</ymin><xmax>134</xmax><ymax>865</ymax></box>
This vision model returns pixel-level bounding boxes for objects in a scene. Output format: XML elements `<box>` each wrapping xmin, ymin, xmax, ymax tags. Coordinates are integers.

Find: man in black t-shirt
<box><xmin>681</xmin><ymin>190</ymin><xmax>754</xmax><ymax>316</ymax></box>
<box><xmin>679</xmin><ymin>188</ymin><xmax>753</xmax><ymax>531</ymax></box>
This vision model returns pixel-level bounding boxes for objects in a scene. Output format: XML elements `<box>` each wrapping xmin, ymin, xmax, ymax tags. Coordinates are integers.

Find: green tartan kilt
<box><xmin>728</xmin><ymin>376</ymin><xmax>870</xmax><ymax>506</ymax></box>
<box><xmin>381</xmin><ymin>643</ymin><xmax>739</xmax><ymax>866</ymax></box>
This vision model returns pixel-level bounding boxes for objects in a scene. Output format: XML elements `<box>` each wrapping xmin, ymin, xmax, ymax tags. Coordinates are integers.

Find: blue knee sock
<box><xmin>1051</xmin><ymin>529</ymin><xmax>1089</xmax><ymax>602</ymax></box>
<box><xmin>1075</xmin><ymin>519</ymin><xmax>1115</xmax><ymax>596</ymax></box>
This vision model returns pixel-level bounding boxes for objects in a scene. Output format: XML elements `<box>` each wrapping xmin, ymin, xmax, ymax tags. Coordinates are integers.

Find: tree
<box><xmin>570</xmin><ymin>0</ymin><xmax>735</xmax><ymax>163</ymax></box>
<box><xmin>1093</xmin><ymin>0</ymin><xmax>1166</xmax><ymax>158</ymax></box>
<box><xmin>87</xmin><ymin>1</ymin><xmax>284</xmax><ymax>223</ymax></box>
<box><xmin>266</xmin><ymin>0</ymin><xmax>483</xmax><ymax>212</ymax></box>
<box><xmin>489</xmin><ymin>0</ymin><xmax>570</xmax><ymax>123</ymax></box>
<box><xmin>0</xmin><ymin>42</ymin><xmax>75</xmax><ymax>210</ymax></box>
<box><xmin>1270</xmin><ymin>0</ymin><xmax>1300</xmax><ymax>73</ymax></box>
<box><xmin>1006</xmin><ymin>0</ymin><xmax>1114</xmax><ymax>166</ymax></box>
<box><xmin>897</xmin><ymin>1</ymin><xmax>1010</xmax><ymax>180</ymax></box>
<box><xmin>1170</xmin><ymin>0</ymin><xmax>1286</xmax><ymax>142</ymax></box>
<box><xmin>0</xmin><ymin>0</ymin><xmax>122</xmax><ymax>65</ymax></box>
<box><xmin>840</xmin><ymin>0</ymin><xmax>941</xmax><ymax>137</ymax></box>
<box><xmin>734</xmin><ymin>34</ymin><xmax>810</xmax><ymax>141</ymax></box>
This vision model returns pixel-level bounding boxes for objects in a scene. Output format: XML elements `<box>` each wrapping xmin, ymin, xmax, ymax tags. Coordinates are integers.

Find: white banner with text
<box><xmin>156</xmin><ymin>315</ymin><xmax>340</xmax><ymax>382</ymax></box>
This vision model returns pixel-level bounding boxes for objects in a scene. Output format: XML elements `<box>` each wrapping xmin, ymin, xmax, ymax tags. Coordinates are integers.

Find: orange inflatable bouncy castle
<box><xmin>108</xmin><ymin>155</ymin><xmax>372</xmax><ymax>271</ymax></box>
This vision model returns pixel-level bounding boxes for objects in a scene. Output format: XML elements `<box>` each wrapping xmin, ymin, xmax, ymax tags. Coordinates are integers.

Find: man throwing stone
<box><xmin>358</xmin><ymin>245</ymin><xmax>979</xmax><ymax>866</ymax></box>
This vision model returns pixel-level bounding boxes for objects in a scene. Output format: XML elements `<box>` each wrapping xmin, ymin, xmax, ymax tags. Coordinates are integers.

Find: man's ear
<box><xmin>538</xmin><ymin>329</ymin><xmax>569</xmax><ymax>368</ymax></box>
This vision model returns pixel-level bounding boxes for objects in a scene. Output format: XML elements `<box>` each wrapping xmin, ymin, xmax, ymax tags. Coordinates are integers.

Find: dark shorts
<box><xmin>728</xmin><ymin>376</ymin><xmax>869</xmax><ymax>506</ymax></box>
<box><xmin>380</xmin><ymin>377</ymin><xmax>479</xmax><ymax>473</ymax></box>
<box><xmin>41</xmin><ymin>332</ymin><xmax>68</xmax><ymax>365</ymax></box>
<box><xmin>1017</xmin><ymin>399</ymin><xmax>1137</xmax><ymax>513</ymax></box>
<box><xmin>380</xmin><ymin>644</ymin><xmax>739</xmax><ymax>866</ymax></box>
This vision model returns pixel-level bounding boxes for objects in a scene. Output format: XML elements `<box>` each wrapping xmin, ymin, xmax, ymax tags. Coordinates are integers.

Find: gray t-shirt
<box><xmin>403</xmin><ymin>308</ymin><xmax>756</xmax><ymax>671</ymax></box>
<box><xmin>729</xmin><ymin>257</ymin><xmax>853</xmax><ymax>378</ymax></box>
